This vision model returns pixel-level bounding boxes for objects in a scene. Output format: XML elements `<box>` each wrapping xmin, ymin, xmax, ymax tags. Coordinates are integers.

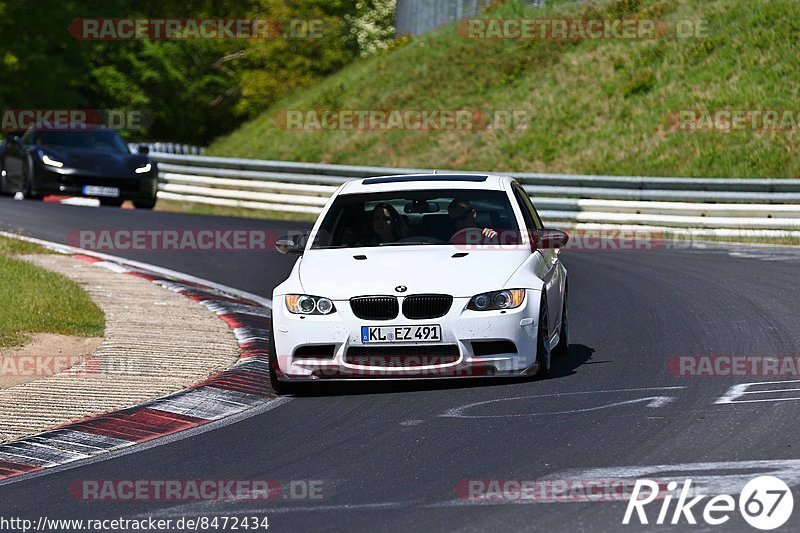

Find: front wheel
<box><xmin>534</xmin><ymin>298</ymin><xmax>550</xmax><ymax>379</ymax></box>
<box><xmin>133</xmin><ymin>197</ymin><xmax>157</xmax><ymax>210</ymax></box>
<box><xmin>22</xmin><ymin>162</ymin><xmax>42</xmax><ymax>200</ymax></box>
<box><xmin>552</xmin><ymin>282</ymin><xmax>569</xmax><ymax>356</ymax></box>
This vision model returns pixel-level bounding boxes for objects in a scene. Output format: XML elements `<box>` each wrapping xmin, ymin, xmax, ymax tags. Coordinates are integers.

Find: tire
<box><xmin>99</xmin><ymin>198</ymin><xmax>124</xmax><ymax>207</ymax></box>
<box><xmin>268</xmin><ymin>317</ymin><xmax>302</xmax><ymax>395</ymax></box>
<box><xmin>133</xmin><ymin>197</ymin><xmax>157</xmax><ymax>210</ymax></box>
<box><xmin>552</xmin><ymin>281</ymin><xmax>569</xmax><ymax>356</ymax></box>
<box><xmin>22</xmin><ymin>160</ymin><xmax>42</xmax><ymax>200</ymax></box>
<box><xmin>534</xmin><ymin>297</ymin><xmax>550</xmax><ymax>379</ymax></box>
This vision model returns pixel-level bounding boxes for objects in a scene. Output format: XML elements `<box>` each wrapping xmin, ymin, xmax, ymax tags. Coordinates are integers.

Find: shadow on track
<box><xmin>550</xmin><ymin>343</ymin><xmax>595</xmax><ymax>379</ymax></box>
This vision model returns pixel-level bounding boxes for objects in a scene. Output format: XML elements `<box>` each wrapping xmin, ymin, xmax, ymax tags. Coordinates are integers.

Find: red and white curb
<box><xmin>0</xmin><ymin>235</ymin><xmax>278</xmax><ymax>481</ymax></box>
<box><xmin>35</xmin><ymin>195</ymin><xmax>127</xmax><ymax>208</ymax></box>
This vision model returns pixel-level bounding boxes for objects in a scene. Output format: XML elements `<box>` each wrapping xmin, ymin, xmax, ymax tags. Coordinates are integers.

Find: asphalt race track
<box><xmin>2</xmin><ymin>197</ymin><xmax>800</xmax><ymax>531</ymax></box>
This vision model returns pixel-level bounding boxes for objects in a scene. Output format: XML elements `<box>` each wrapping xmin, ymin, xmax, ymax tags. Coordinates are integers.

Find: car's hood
<box><xmin>298</xmin><ymin>246</ymin><xmax>531</xmax><ymax>299</ymax></box>
<box><xmin>43</xmin><ymin>147</ymin><xmax>149</xmax><ymax>175</ymax></box>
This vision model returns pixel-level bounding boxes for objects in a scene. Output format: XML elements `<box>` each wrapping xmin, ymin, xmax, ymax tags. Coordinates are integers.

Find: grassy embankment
<box><xmin>208</xmin><ymin>0</ymin><xmax>799</xmax><ymax>178</ymax></box>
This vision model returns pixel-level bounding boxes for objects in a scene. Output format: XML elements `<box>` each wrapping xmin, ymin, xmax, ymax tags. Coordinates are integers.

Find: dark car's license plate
<box><xmin>83</xmin><ymin>185</ymin><xmax>120</xmax><ymax>198</ymax></box>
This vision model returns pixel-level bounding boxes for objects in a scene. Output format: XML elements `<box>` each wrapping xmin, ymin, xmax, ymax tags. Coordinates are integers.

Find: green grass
<box><xmin>0</xmin><ymin>237</ymin><xmax>104</xmax><ymax>347</ymax></box>
<box><xmin>0</xmin><ymin>235</ymin><xmax>53</xmax><ymax>254</ymax></box>
<box><xmin>208</xmin><ymin>0</ymin><xmax>800</xmax><ymax>179</ymax></box>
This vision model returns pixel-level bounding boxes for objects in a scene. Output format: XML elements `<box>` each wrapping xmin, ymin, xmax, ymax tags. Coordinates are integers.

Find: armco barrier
<box><xmin>149</xmin><ymin>152</ymin><xmax>800</xmax><ymax>239</ymax></box>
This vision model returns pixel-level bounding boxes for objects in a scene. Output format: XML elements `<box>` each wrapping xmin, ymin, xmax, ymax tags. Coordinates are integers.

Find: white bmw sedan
<box><xmin>270</xmin><ymin>174</ymin><xmax>569</xmax><ymax>393</ymax></box>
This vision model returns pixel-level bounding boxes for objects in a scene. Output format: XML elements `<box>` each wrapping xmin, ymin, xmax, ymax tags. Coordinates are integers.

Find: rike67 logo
<box><xmin>624</xmin><ymin>476</ymin><xmax>793</xmax><ymax>530</ymax></box>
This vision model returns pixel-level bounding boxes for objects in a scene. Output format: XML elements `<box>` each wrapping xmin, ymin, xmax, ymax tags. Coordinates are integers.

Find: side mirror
<box><xmin>275</xmin><ymin>234</ymin><xmax>305</xmax><ymax>255</ymax></box>
<box><xmin>532</xmin><ymin>229</ymin><xmax>569</xmax><ymax>250</ymax></box>
<box><xmin>137</xmin><ymin>144</ymin><xmax>150</xmax><ymax>155</ymax></box>
<box><xmin>6</xmin><ymin>135</ymin><xmax>22</xmax><ymax>147</ymax></box>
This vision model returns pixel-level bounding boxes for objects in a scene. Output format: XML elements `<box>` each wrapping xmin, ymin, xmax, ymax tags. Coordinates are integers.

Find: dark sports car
<box><xmin>0</xmin><ymin>126</ymin><xmax>157</xmax><ymax>208</ymax></box>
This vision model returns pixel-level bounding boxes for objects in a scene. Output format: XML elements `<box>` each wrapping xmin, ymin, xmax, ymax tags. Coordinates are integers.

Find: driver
<box><xmin>447</xmin><ymin>199</ymin><xmax>498</xmax><ymax>240</ymax></box>
<box><xmin>362</xmin><ymin>203</ymin><xmax>411</xmax><ymax>245</ymax></box>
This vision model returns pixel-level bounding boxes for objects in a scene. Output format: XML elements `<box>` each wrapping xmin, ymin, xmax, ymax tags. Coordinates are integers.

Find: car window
<box><xmin>29</xmin><ymin>129</ymin><xmax>130</xmax><ymax>154</ymax></box>
<box><xmin>311</xmin><ymin>189</ymin><xmax>519</xmax><ymax>249</ymax></box>
<box><xmin>512</xmin><ymin>184</ymin><xmax>544</xmax><ymax>230</ymax></box>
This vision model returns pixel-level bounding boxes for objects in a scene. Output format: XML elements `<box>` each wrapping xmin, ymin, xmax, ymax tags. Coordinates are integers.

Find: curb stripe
<box><xmin>34</xmin><ymin>430</ymin><xmax>132</xmax><ymax>450</ymax></box>
<box><xmin>27</xmin><ymin>437</ymin><xmax>120</xmax><ymax>456</ymax></box>
<box><xmin>0</xmin><ymin>451</ymin><xmax>59</xmax><ymax>468</ymax></box>
<box><xmin>71</xmin><ymin>254</ymin><xmax>103</xmax><ymax>263</ymax></box>
<box><xmin>0</xmin><ymin>460</ymin><xmax>39</xmax><ymax>476</ymax></box>
<box><xmin>2</xmin><ymin>442</ymin><xmax>91</xmax><ymax>464</ymax></box>
<box><xmin>148</xmin><ymin>388</ymin><xmax>261</xmax><ymax>421</ymax></box>
<box><xmin>205</xmin><ymin>301</ymin><xmax>270</xmax><ymax>318</ymax></box>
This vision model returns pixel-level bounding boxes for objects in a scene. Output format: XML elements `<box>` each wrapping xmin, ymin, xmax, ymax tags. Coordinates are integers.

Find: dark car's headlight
<box><xmin>134</xmin><ymin>163</ymin><xmax>152</xmax><ymax>174</ymax></box>
<box><xmin>285</xmin><ymin>294</ymin><xmax>336</xmax><ymax>315</ymax></box>
<box><xmin>467</xmin><ymin>289</ymin><xmax>525</xmax><ymax>311</ymax></box>
<box><xmin>38</xmin><ymin>150</ymin><xmax>64</xmax><ymax>168</ymax></box>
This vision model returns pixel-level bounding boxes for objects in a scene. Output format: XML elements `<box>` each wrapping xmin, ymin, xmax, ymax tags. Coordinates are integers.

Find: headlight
<box><xmin>285</xmin><ymin>294</ymin><xmax>336</xmax><ymax>315</ymax></box>
<box><xmin>39</xmin><ymin>151</ymin><xmax>64</xmax><ymax>168</ymax></box>
<box><xmin>134</xmin><ymin>163</ymin><xmax>152</xmax><ymax>174</ymax></box>
<box><xmin>467</xmin><ymin>289</ymin><xmax>525</xmax><ymax>311</ymax></box>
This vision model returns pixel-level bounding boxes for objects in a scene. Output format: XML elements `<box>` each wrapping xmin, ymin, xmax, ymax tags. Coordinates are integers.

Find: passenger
<box><xmin>447</xmin><ymin>199</ymin><xmax>498</xmax><ymax>240</ymax></box>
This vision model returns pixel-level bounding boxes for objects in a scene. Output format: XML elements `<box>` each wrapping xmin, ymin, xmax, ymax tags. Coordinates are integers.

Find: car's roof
<box><xmin>25</xmin><ymin>124</ymin><xmax>118</xmax><ymax>133</ymax></box>
<box><xmin>341</xmin><ymin>173</ymin><xmax>512</xmax><ymax>194</ymax></box>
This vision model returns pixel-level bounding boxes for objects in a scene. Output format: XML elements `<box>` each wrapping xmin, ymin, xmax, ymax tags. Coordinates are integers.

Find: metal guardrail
<box><xmin>394</xmin><ymin>0</ymin><xmax>546</xmax><ymax>37</ymax></box>
<box><xmin>150</xmin><ymin>152</ymin><xmax>800</xmax><ymax>238</ymax></box>
<box><xmin>129</xmin><ymin>142</ymin><xmax>205</xmax><ymax>155</ymax></box>
<box><xmin>396</xmin><ymin>0</ymin><xmax>492</xmax><ymax>37</ymax></box>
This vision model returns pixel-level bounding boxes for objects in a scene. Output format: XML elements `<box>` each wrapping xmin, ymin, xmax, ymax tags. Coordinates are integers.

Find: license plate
<box><xmin>83</xmin><ymin>185</ymin><xmax>120</xmax><ymax>198</ymax></box>
<box><xmin>362</xmin><ymin>325</ymin><xmax>442</xmax><ymax>343</ymax></box>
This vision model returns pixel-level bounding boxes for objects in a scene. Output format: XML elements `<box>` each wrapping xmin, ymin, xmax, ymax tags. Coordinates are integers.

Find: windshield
<box><xmin>25</xmin><ymin>129</ymin><xmax>130</xmax><ymax>154</ymax></box>
<box><xmin>311</xmin><ymin>189</ymin><xmax>519</xmax><ymax>249</ymax></box>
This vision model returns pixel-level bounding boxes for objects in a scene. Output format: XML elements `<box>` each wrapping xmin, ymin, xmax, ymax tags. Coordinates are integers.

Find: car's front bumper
<box><xmin>33</xmin><ymin>164</ymin><xmax>157</xmax><ymax>200</ymax></box>
<box><xmin>272</xmin><ymin>290</ymin><xmax>544</xmax><ymax>381</ymax></box>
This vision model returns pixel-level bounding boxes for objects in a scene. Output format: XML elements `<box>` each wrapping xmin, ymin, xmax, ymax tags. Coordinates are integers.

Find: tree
<box><xmin>0</xmin><ymin>0</ymin><xmax>398</xmax><ymax>143</ymax></box>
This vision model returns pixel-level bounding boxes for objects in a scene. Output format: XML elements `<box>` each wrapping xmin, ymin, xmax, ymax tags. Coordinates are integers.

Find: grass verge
<box><xmin>0</xmin><ymin>236</ymin><xmax>105</xmax><ymax>348</ymax></box>
<box><xmin>155</xmin><ymin>198</ymin><xmax>318</xmax><ymax>223</ymax></box>
<box><xmin>0</xmin><ymin>235</ymin><xmax>54</xmax><ymax>254</ymax></box>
